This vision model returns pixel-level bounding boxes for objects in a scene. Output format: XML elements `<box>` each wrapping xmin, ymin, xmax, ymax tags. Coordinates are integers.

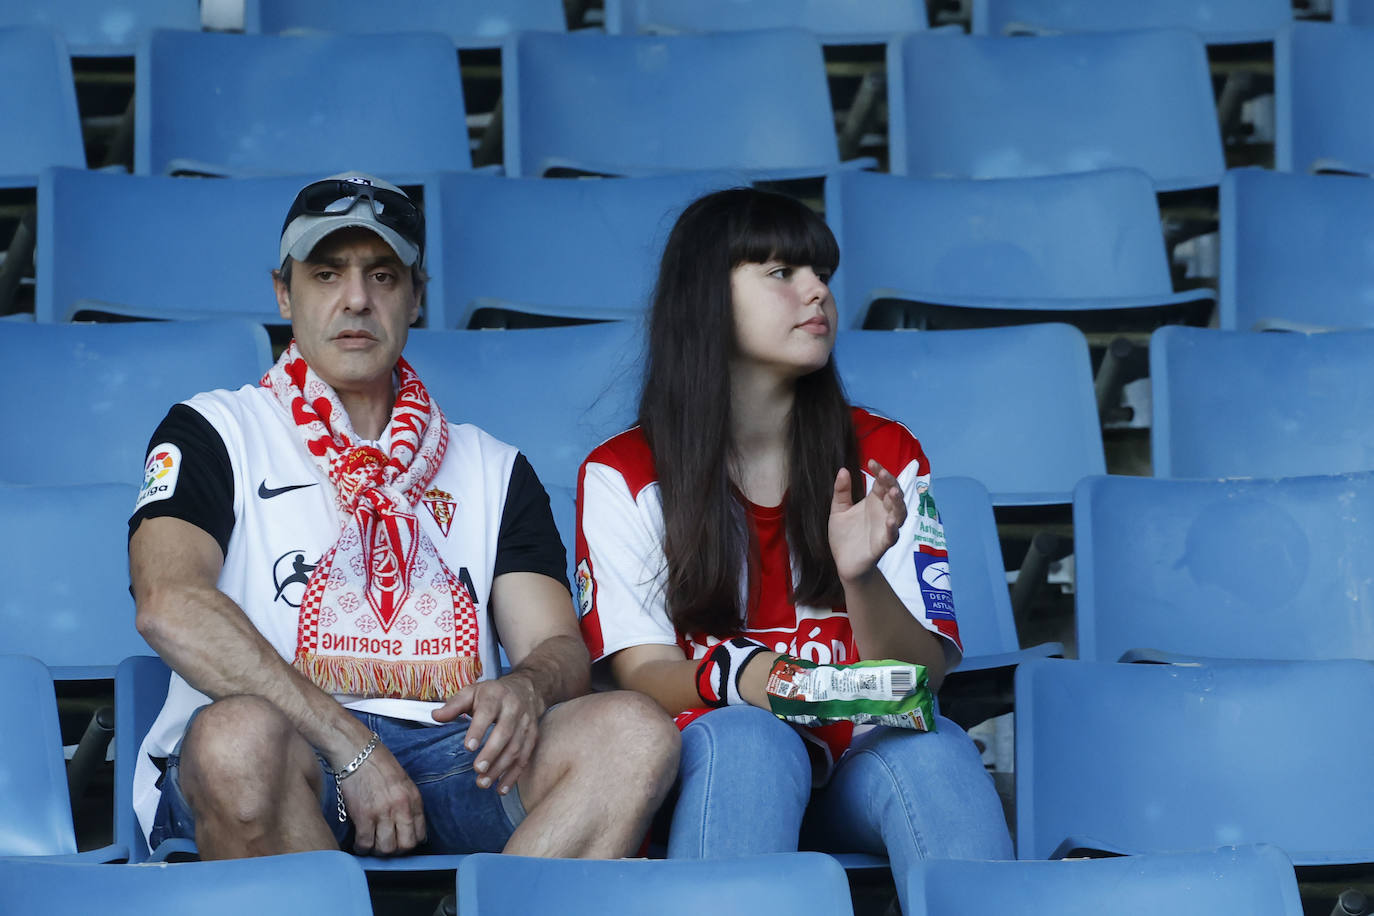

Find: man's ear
<box><xmin>273</xmin><ymin>268</ymin><xmax>292</xmax><ymax>320</ymax></box>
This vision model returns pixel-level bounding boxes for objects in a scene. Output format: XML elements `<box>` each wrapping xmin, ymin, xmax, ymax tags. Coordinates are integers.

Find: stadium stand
<box><xmin>971</xmin><ymin>0</ymin><xmax>1293</xmax><ymax>44</ymax></box>
<box><xmin>1074</xmin><ymin>471</ymin><xmax>1374</xmax><ymax>663</ymax></box>
<box><xmin>1332</xmin><ymin>0</ymin><xmax>1374</xmax><ymax>25</ymax></box>
<box><xmin>604</xmin><ymin>0</ymin><xmax>927</xmax><ymax>43</ymax></box>
<box><xmin>1015</xmin><ymin>657</ymin><xmax>1374</xmax><ymax>863</ymax></box>
<box><xmin>907</xmin><ymin>846</ymin><xmax>1304</xmax><ymax>916</ymax></box>
<box><xmin>134</xmin><ymin>30</ymin><xmax>470</xmax><ymax>178</ymax></box>
<box><xmin>243</xmin><ymin>0</ymin><xmax>565</xmax><ymax>46</ymax></box>
<box><xmin>1219</xmin><ymin>168</ymin><xmax>1374</xmax><ymax>331</ymax></box>
<box><xmin>502</xmin><ymin>29</ymin><xmax>875</xmax><ymax>178</ymax></box>
<box><xmin>457</xmin><ymin>852</ymin><xmax>855</xmax><ymax>916</ymax></box>
<box><xmin>1150</xmin><ymin>326</ymin><xmax>1374</xmax><ymax>479</ymax></box>
<box><xmin>887</xmin><ymin>29</ymin><xmax>1225</xmax><ymax>191</ymax></box>
<box><xmin>0</xmin><ymin>0</ymin><xmax>199</xmax><ymax>56</ymax></box>
<box><xmin>1274</xmin><ymin>22</ymin><xmax>1374</xmax><ymax>175</ymax></box>
<box><xmin>0</xmin><ymin>320</ymin><xmax>272</xmax><ymax>485</ymax></box>
<box><xmin>0</xmin><ymin>26</ymin><xmax>86</xmax><ymax>185</ymax></box>
<box><xmin>1</xmin><ymin>850</ymin><xmax>373</xmax><ymax>915</ymax></box>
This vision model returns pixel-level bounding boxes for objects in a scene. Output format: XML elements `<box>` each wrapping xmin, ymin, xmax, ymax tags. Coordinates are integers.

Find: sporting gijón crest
<box><xmin>423</xmin><ymin>487</ymin><xmax>456</xmax><ymax>537</ymax></box>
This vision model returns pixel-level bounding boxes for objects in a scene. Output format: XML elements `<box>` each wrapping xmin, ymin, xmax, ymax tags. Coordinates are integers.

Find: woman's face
<box><xmin>728</xmin><ymin>260</ymin><xmax>837</xmax><ymax>381</ymax></box>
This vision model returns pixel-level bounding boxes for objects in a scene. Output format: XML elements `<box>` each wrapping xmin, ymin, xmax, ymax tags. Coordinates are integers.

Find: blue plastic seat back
<box><xmin>0</xmin><ymin>0</ymin><xmax>199</xmax><ymax>56</ymax></box>
<box><xmin>888</xmin><ymin>30</ymin><xmax>1224</xmax><ymax>191</ymax></box>
<box><xmin>36</xmin><ymin>168</ymin><xmax>315</xmax><ymax>323</ymax></box>
<box><xmin>244</xmin><ymin>0</ymin><xmax>564</xmax><ymax>46</ymax></box>
<box><xmin>0</xmin><ymin>654</ymin><xmax>80</xmax><ymax>856</ymax></box>
<box><xmin>114</xmin><ymin>654</ymin><xmax>172</xmax><ymax>862</ymax></box>
<box><xmin>908</xmin><ymin>846</ymin><xmax>1303</xmax><ymax>916</ymax></box>
<box><xmin>505</xmin><ymin>29</ymin><xmax>844</xmax><ymax>178</ymax></box>
<box><xmin>135</xmin><ymin>29</ymin><xmax>470</xmax><ymax>177</ymax></box>
<box><xmin>0</xmin><ymin>27</ymin><xmax>84</xmax><ymax>187</ymax></box>
<box><xmin>1275</xmin><ymin>22</ymin><xmax>1374</xmax><ymax>176</ymax></box>
<box><xmin>605</xmin><ymin>0</ymin><xmax>926</xmax><ymax>43</ymax></box>
<box><xmin>402</xmin><ymin>323</ymin><xmax>645</xmax><ymax>493</ymax></box>
<box><xmin>971</xmin><ymin>0</ymin><xmax>1292</xmax><ymax>44</ymax></box>
<box><xmin>458</xmin><ymin>852</ymin><xmax>854</xmax><ymax>916</ymax></box>
<box><xmin>1333</xmin><ymin>0</ymin><xmax>1374</xmax><ymax>27</ymax></box>
<box><xmin>825</xmin><ymin>167</ymin><xmax>1196</xmax><ymax>330</ymax></box>
<box><xmin>1220</xmin><ymin>168</ymin><xmax>1374</xmax><ymax>331</ymax></box>
<box><xmin>1</xmin><ymin>850</ymin><xmax>373</xmax><ymax>915</ymax></box>
<box><xmin>430</xmin><ymin>171</ymin><xmax>739</xmax><ymax>329</ymax></box>
<box><xmin>929</xmin><ymin>476</ymin><xmax>1021</xmax><ymax>661</ymax></box>
<box><xmin>834</xmin><ymin>325</ymin><xmax>1105</xmax><ymax>506</ymax></box>
<box><xmin>1075</xmin><ymin>472</ymin><xmax>1374</xmax><ymax>663</ymax></box>
<box><xmin>0</xmin><ymin>320</ymin><xmax>273</xmax><ymax>485</ymax></box>
<box><xmin>1150</xmin><ymin>326</ymin><xmax>1374</xmax><ymax>479</ymax></box>
<box><xmin>0</xmin><ymin>484</ymin><xmax>150</xmax><ymax>679</ymax></box>
<box><xmin>1015</xmin><ymin>657</ymin><xmax>1374</xmax><ymax>863</ymax></box>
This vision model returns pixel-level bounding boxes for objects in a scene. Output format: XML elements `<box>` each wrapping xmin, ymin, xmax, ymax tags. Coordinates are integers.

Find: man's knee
<box><xmin>559</xmin><ymin>691</ymin><xmax>681</xmax><ymax>785</ymax></box>
<box><xmin>179</xmin><ymin>696</ymin><xmax>317</xmax><ymax>809</ymax></box>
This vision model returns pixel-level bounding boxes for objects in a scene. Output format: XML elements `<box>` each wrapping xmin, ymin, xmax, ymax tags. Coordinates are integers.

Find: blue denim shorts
<box><xmin>150</xmin><ymin>706</ymin><xmax>527</xmax><ymax>855</ymax></box>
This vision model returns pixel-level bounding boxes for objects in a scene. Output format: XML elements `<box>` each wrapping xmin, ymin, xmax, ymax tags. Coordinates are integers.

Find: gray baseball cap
<box><xmin>279</xmin><ymin>171</ymin><xmax>423</xmax><ymax>268</ymax></box>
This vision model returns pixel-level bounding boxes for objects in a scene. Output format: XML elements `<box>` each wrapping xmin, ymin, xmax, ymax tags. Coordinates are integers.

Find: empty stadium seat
<box><xmin>0</xmin><ymin>653</ymin><xmax>125</xmax><ymax>861</ymax></box>
<box><xmin>605</xmin><ymin>0</ymin><xmax>927</xmax><ymax>44</ymax></box>
<box><xmin>1149</xmin><ymin>326</ymin><xmax>1374</xmax><ymax>479</ymax></box>
<box><xmin>244</xmin><ymin>0</ymin><xmax>564</xmax><ymax>46</ymax></box>
<box><xmin>428</xmin><ymin>171</ymin><xmax>738</xmax><ymax>329</ymax></box>
<box><xmin>1074</xmin><ymin>472</ymin><xmax>1374</xmax><ymax>663</ymax></box>
<box><xmin>1219</xmin><ymin>168</ymin><xmax>1374</xmax><ymax>331</ymax></box>
<box><xmin>833</xmin><ymin>325</ymin><xmax>1105</xmax><ymax>506</ymax></box>
<box><xmin>0</xmin><ymin>0</ymin><xmax>199</xmax><ymax>56</ymax></box>
<box><xmin>0</xmin><ymin>26</ymin><xmax>85</xmax><ymax>188</ymax></box>
<box><xmin>887</xmin><ymin>29</ymin><xmax>1225</xmax><ymax>191</ymax></box>
<box><xmin>908</xmin><ymin>846</ymin><xmax>1303</xmax><ymax>916</ymax></box>
<box><xmin>503</xmin><ymin>29</ymin><xmax>873</xmax><ymax>179</ymax></box>
<box><xmin>0</xmin><ymin>850</ymin><xmax>372</xmax><ymax>915</ymax></box>
<box><xmin>1332</xmin><ymin>0</ymin><xmax>1374</xmax><ymax>27</ymax></box>
<box><xmin>1015</xmin><ymin>657</ymin><xmax>1374</xmax><ymax>863</ymax></box>
<box><xmin>134</xmin><ymin>29</ymin><xmax>470</xmax><ymax>177</ymax></box>
<box><xmin>971</xmin><ymin>0</ymin><xmax>1292</xmax><ymax>44</ymax></box>
<box><xmin>0</xmin><ymin>320</ymin><xmax>272</xmax><ymax>485</ymax></box>
<box><xmin>1275</xmin><ymin>22</ymin><xmax>1374</xmax><ymax>176</ymax></box>
<box><xmin>825</xmin><ymin>167</ymin><xmax>1215</xmax><ymax>331</ymax></box>
<box><xmin>457</xmin><ymin>852</ymin><xmax>854</xmax><ymax>916</ymax></box>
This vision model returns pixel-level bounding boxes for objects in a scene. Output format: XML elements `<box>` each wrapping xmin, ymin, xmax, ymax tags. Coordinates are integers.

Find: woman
<box><xmin>575</xmin><ymin>188</ymin><xmax>1012</xmax><ymax>907</ymax></box>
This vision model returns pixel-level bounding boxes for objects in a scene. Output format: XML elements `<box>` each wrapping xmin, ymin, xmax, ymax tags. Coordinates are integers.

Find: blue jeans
<box><xmin>669</xmin><ymin>706</ymin><xmax>1012</xmax><ymax>913</ymax></box>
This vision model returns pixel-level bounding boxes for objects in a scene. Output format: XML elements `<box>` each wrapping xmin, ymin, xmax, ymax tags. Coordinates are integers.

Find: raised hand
<box><xmin>828</xmin><ymin>459</ymin><xmax>907</xmax><ymax>583</ymax></box>
<box><xmin>432</xmin><ymin>673</ymin><xmax>543</xmax><ymax>796</ymax></box>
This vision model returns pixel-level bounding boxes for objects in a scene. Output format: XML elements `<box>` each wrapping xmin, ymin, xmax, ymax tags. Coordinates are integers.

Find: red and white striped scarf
<box><xmin>263</xmin><ymin>342</ymin><xmax>481</xmax><ymax>701</ymax></box>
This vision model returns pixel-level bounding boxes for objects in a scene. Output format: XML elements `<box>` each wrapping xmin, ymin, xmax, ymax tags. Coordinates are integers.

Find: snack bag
<box><xmin>764</xmin><ymin>656</ymin><xmax>934</xmax><ymax>731</ymax></box>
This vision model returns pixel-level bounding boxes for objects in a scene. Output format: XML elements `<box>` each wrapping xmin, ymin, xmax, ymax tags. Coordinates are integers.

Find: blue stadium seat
<box><xmin>971</xmin><ymin>0</ymin><xmax>1292</xmax><ymax>44</ymax></box>
<box><xmin>1333</xmin><ymin>0</ymin><xmax>1374</xmax><ymax>27</ymax></box>
<box><xmin>0</xmin><ymin>26</ymin><xmax>85</xmax><ymax>188</ymax></box>
<box><xmin>825</xmin><ymin>167</ymin><xmax>1214</xmax><ymax>331</ymax></box>
<box><xmin>403</xmin><ymin>323</ymin><xmax>644</xmax><ymax>493</ymax></box>
<box><xmin>244</xmin><ymin>0</ymin><xmax>564</xmax><ymax>47</ymax></box>
<box><xmin>1219</xmin><ymin>168</ymin><xmax>1374</xmax><ymax>331</ymax></box>
<box><xmin>1150</xmin><ymin>326</ymin><xmax>1374</xmax><ymax>479</ymax></box>
<box><xmin>458</xmin><ymin>852</ymin><xmax>855</xmax><ymax>916</ymax></box>
<box><xmin>0</xmin><ymin>850</ymin><xmax>372</xmax><ymax>914</ymax></box>
<box><xmin>0</xmin><ymin>320</ymin><xmax>272</xmax><ymax>485</ymax></box>
<box><xmin>605</xmin><ymin>0</ymin><xmax>926</xmax><ymax>44</ymax></box>
<box><xmin>428</xmin><ymin>171</ymin><xmax>738</xmax><ymax>329</ymax></box>
<box><xmin>1275</xmin><ymin>22</ymin><xmax>1374</xmax><ymax>176</ymax></box>
<box><xmin>35</xmin><ymin>168</ymin><xmax>322</xmax><ymax>324</ymax></box>
<box><xmin>1074</xmin><ymin>472</ymin><xmax>1374</xmax><ymax>663</ymax></box>
<box><xmin>887</xmin><ymin>29</ymin><xmax>1225</xmax><ymax>191</ymax></box>
<box><xmin>1015</xmin><ymin>657</ymin><xmax>1374</xmax><ymax>863</ymax></box>
<box><xmin>908</xmin><ymin>846</ymin><xmax>1303</xmax><ymax>916</ymax></box>
<box><xmin>0</xmin><ymin>0</ymin><xmax>199</xmax><ymax>56</ymax></box>
<box><xmin>0</xmin><ymin>654</ymin><xmax>126</xmax><ymax>861</ymax></box>
<box><xmin>503</xmin><ymin>29</ymin><xmax>874</xmax><ymax>179</ymax></box>
<box><xmin>833</xmin><ymin>325</ymin><xmax>1105</xmax><ymax>506</ymax></box>
<box><xmin>134</xmin><ymin>29</ymin><xmax>470</xmax><ymax>177</ymax></box>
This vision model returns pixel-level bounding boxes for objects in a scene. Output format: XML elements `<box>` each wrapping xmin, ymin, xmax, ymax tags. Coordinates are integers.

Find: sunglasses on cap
<box><xmin>282</xmin><ymin>179</ymin><xmax>425</xmax><ymax>255</ymax></box>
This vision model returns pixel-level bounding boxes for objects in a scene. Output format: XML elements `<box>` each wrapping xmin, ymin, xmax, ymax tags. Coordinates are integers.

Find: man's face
<box><xmin>274</xmin><ymin>227</ymin><xmax>420</xmax><ymax>400</ymax></box>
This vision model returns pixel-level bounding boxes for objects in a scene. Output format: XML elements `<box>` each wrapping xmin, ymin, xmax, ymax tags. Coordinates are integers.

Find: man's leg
<box><xmin>175</xmin><ymin>695</ymin><xmax>337</xmax><ymax>859</ymax></box>
<box><xmin>503</xmin><ymin>690</ymin><xmax>680</xmax><ymax>858</ymax></box>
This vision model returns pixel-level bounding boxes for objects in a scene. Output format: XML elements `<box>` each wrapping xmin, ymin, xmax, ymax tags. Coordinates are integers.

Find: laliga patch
<box><xmin>575</xmin><ymin>558</ymin><xmax>595</xmax><ymax>617</ymax></box>
<box><xmin>912</xmin><ymin>552</ymin><xmax>955</xmax><ymax>620</ymax></box>
<box><xmin>422</xmin><ymin>487</ymin><xmax>456</xmax><ymax>537</ymax></box>
<box><xmin>135</xmin><ymin>443</ymin><xmax>182</xmax><ymax>511</ymax></box>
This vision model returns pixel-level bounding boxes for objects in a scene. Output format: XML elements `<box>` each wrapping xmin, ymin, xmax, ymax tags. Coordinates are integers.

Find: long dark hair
<box><xmin>639</xmin><ymin>188</ymin><xmax>859</xmax><ymax>637</ymax></box>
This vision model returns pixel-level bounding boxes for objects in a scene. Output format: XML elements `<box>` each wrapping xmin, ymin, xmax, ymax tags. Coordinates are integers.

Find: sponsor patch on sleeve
<box><xmin>134</xmin><ymin>443</ymin><xmax>182</xmax><ymax>512</ymax></box>
<box><xmin>575</xmin><ymin>558</ymin><xmax>595</xmax><ymax>617</ymax></box>
<box><xmin>912</xmin><ymin>551</ymin><xmax>955</xmax><ymax>620</ymax></box>
<box><xmin>911</xmin><ymin>479</ymin><xmax>947</xmax><ymax>552</ymax></box>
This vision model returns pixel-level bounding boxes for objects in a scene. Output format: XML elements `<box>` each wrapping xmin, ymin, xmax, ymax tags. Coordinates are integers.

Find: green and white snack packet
<box><xmin>764</xmin><ymin>656</ymin><xmax>935</xmax><ymax>731</ymax></box>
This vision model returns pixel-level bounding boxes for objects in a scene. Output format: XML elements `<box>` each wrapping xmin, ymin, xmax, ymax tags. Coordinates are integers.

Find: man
<box><xmin>128</xmin><ymin>172</ymin><xmax>679</xmax><ymax>860</ymax></box>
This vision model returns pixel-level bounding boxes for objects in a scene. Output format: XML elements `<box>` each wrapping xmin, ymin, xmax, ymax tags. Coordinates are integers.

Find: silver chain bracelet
<box><xmin>333</xmin><ymin>731</ymin><xmax>380</xmax><ymax>823</ymax></box>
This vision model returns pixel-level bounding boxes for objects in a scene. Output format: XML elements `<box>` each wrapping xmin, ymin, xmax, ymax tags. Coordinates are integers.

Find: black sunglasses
<box><xmin>283</xmin><ymin>179</ymin><xmax>425</xmax><ymax>257</ymax></box>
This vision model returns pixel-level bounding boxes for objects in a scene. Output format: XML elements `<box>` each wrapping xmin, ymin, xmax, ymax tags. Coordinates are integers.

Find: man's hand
<box><xmin>432</xmin><ymin>673</ymin><xmax>544</xmax><ymax>795</ymax></box>
<box><xmin>336</xmin><ymin>743</ymin><xmax>426</xmax><ymax>856</ymax></box>
<box><xmin>829</xmin><ymin>459</ymin><xmax>907</xmax><ymax>583</ymax></box>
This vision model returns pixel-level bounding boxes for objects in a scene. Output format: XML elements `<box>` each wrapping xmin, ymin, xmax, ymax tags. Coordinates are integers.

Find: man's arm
<box><xmin>131</xmin><ymin>516</ymin><xmax>426</xmax><ymax>854</ymax></box>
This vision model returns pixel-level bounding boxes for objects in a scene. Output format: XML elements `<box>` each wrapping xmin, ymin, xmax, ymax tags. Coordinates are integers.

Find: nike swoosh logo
<box><xmin>258</xmin><ymin>480</ymin><xmax>319</xmax><ymax>499</ymax></box>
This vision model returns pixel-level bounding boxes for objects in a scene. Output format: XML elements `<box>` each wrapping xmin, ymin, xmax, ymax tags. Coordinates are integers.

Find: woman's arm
<box><xmin>609</xmin><ymin>643</ymin><xmax>784</xmax><ymax>716</ymax></box>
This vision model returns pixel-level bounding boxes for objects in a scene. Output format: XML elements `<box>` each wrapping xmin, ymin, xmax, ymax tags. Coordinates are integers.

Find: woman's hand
<box><xmin>828</xmin><ymin>459</ymin><xmax>907</xmax><ymax>583</ymax></box>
